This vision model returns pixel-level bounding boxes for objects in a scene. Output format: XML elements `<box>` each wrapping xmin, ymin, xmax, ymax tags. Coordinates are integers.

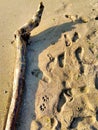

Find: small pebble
<box><xmin>80</xmin><ymin>16</ymin><xmax>89</xmax><ymax>23</ymax></box>
<box><xmin>65</xmin><ymin>14</ymin><xmax>77</xmax><ymax>22</ymax></box>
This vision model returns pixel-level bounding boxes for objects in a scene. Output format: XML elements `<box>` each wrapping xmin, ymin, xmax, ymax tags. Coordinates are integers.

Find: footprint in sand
<box><xmin>95</xmin><ymin>71</ymin><xmax>98</xmax><ymax>90</ymax></box>
<box><xmin>58</xmin><ymin>53</ymin><xmax>65</xmax><ymax>68</ymax></box>
<box><xmin>72</xmin><ymin>32</ymin><xmax>80</xmax><ymax>43</ymax></box>
<box><xmin>40</xmin><ymin>103</ymin><xmax>46</xmax><ymax>112</ymax></box>
<box><xmin>75</xmin><ymin>47</ymin><xmax>84</xmax><ymax>75</ymax></box>
<box><xmin>46</xmin><ymin>53</ymin><xmax>55</xmax><ymax>72</ymax></box>
<box><xmin>57</xmin><ymin>88</ymin><xmax>72</xmax><ymax>112</ymax></box>
<box><xmin>31</xmin><ymin>21</ymin><xmax>98</xmax><ymax>130</ymax></box>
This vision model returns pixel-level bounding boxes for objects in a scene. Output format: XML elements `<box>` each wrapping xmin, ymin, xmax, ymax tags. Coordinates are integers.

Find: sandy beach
<box><xmin>0</xmin><ymin>0</ymin><xmax>39</xmax><ymax>129</ymax></box>
<box><xmin>0</xmin><ymin>0</ymin><xmax>98</xmax><ymax>130</ymax></box>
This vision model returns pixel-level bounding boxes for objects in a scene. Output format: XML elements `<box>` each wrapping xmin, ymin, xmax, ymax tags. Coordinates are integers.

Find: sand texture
<box><xmin>32</xmin><ymin>32</ymin><xmax>98</xmax><ymax>129</ymax></box>
<box><xmin>17</xmin><ymin>0</ymin><xmax>98</xmax><ymax>130</ymax></box>
<box><xmin>31</xmin><ymin>0</ymin><xmax>98</xmax><ymax>130</ymax></box>
<box><xmin>1</xmin><ymin>0</ymin><xmax>98</xmax><ymax>130</ymax></box>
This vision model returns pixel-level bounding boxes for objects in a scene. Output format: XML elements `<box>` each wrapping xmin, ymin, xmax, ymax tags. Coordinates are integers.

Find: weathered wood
<box><xmin>5</xmin><ymin>2</ymin><xmax>44</xmax><ymax>130</ymax></box>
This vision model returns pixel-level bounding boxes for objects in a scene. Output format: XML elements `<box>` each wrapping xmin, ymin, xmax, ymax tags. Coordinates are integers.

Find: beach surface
<box><xmin>0</xmin><ymin>0</ymin><xmax>98</xmax><ymax>130</ymax></box>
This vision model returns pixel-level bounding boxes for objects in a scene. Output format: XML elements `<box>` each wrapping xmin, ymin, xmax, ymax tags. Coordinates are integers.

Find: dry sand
<box><xmin>0</xmin><ymin>0</ymin><xmax>41</xmax><ymax>129</ymax></box>
<box><xmin>0</xmin><ymin>0</ymin><xmax>98</xmax><ymax>130</ymax></box>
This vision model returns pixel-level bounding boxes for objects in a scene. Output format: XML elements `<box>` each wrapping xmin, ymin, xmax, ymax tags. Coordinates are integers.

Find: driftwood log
<box><xmin>5</xmin><ymin>2</ymin><xmax>44</xmax><ymax>130</ymax></box>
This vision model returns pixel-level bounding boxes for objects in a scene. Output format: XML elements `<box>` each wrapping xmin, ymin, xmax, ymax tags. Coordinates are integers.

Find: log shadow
<box><xmin>16</xmin><ymin>21</ymin><xmax>77</xmax><ymax>130</ymax></box>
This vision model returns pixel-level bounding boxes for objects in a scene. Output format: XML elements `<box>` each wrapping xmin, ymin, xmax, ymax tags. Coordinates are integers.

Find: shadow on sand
<box><xmin>16</xmin><ymin>21</ymin><xmax>78</xmax><ymax>130</ymax></box>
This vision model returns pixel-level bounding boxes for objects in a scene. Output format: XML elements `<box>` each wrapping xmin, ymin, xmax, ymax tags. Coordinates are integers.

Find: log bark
<box><xmin>5</xmin><ymin>2</ymin><xmax>44</xmax><ymax>130</ymax></box>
